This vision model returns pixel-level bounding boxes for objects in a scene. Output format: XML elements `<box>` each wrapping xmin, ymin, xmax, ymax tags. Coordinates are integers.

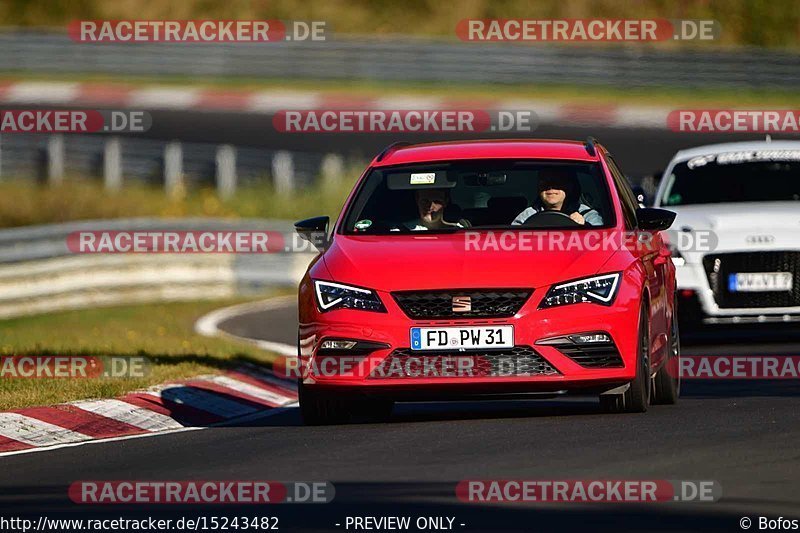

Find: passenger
<box><xmin>397</xmin><ymin>189</ymin><xmax>464</xmax><ymax>231</ymax></box>
<box><xmin>512</xmin><ymin>168</ymin><xmax>603</xmax><ymax>226</ymax></box>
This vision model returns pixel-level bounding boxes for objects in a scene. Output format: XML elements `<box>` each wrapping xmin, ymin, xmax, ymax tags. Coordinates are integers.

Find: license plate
<box><xmin>410</xmin><ymin>326</ymin><xmax>514</xmax><ymax>351</ymax></box>
<box><xmin>728</xmin><ymin>272</ymin><xmax>793</xmax><ymax>292</ymax></box>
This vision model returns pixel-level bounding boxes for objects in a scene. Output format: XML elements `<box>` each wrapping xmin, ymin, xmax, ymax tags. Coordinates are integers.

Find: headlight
<box><xmin>539</xmin><ymin>273</ymin><xmax>621</xmax><ymax>309</ymax></box>
<box><xmin>314</xmin><ymin>280</ymin><xmax>386</xmax><ymax>313</ymax></box>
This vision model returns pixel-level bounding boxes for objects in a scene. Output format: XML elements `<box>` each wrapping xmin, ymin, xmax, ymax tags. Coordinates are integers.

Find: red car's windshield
<box><xmin>342</xmin><ymin>160</ymin><xmax>615</xmax><ymax>234</ymax></box>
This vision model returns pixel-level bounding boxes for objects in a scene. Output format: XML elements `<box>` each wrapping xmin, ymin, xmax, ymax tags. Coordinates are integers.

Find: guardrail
<box><xmin>0</xmin><ymin>218</ymin><xmax>314</xmax><ymax>318</ymax></box>
<box><xmin>0</xmin><ymin>133</ymin><xmax>350</xmax><ymax>196</ymax></box>
<box><xmin>1</xmin><ymin>30</ymin><xmax>799</xmax><ymax>89</ymax></box>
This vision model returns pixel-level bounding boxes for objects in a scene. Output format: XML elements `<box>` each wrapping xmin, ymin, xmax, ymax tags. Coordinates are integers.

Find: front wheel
<box><xmin>652</xmin><ymin>300</ymin><xmax>681</xmax><ymax>405</ymax></box>
<box><xmin>298</xmin><ymin>380</ymin><xmax>353</xmax><ymax>425</ymax></box>
<box><xmin>600</xmin><ymin>303</ymin><xmax>651</xmax><ymax>413</ymax></box>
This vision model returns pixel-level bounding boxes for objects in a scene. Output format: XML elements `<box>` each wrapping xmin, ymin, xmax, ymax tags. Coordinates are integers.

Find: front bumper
<box><xmin>675</xmin><ymin>258</ymin><xmax>800</xmax><ymax>323</ymax></box>
<box><xmin>298</xmin><ymin>280</ymin><xmax>642</xmax><ymax>396</ymax></box>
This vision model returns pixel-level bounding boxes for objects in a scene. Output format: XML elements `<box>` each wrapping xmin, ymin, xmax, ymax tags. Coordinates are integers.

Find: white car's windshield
<box><xmin>662</xmin><ymin>150</ymin><xmax>800</xmax><ymax>206</ymax></box>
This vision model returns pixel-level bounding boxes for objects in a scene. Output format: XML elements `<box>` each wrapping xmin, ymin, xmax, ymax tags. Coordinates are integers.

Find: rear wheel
<box><xmin>298</xmin><ymin>380</ymin><xmax>353</xmax><ymax>425</ymax></box>
<box><xmin>652</xmin><ymin>300</ymin><xmax>681</xmax><ymax>405</ymax></box>
<box><xmin>600</xmin><ymin>303</ymin><xmax>651</xmax><ymax>413</ymax></box>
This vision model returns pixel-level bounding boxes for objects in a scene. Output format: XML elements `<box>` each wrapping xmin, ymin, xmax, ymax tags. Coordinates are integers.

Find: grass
<box><xmin>5</xmin><ymin>72</ymin><xmax>800</xmax><ymax>108</ymax></box>
<box><xmin>0</xmin><ymin>177</ymin><xmax>356</xmax><ymax>228</ymax></box>
<box><xmin>0</xmin><ymin>296</ymin><xmax>291</xmax><ymax>410</ymax></box>
<box><xmin>1</xmin><ymin>0</ymin><xmax>799</xmax><ymax>48</ymax></box>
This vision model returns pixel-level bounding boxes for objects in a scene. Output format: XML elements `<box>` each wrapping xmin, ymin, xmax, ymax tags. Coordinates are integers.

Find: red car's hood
<box><xmin>322</xmin><ymin>233</ymin><xmax>618</xmax><ymax>292</ymax></box>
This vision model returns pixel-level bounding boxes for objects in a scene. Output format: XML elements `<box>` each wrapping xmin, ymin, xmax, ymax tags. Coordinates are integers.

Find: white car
<box><xmin>654</xmin><ymin>139</ymin><xmax>800</xmax><ymax>328</ymax></box>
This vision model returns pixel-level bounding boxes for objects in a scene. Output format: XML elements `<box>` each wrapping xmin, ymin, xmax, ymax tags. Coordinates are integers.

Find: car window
<box><xmin>662</xmin><ymin>150</ymin><xmax>800</xmax><ymax>206</ymax></box>
<box><xmin>340</xmin><ymin>160</ymin><xmax>616</xmax><ymax>234</ymax></box>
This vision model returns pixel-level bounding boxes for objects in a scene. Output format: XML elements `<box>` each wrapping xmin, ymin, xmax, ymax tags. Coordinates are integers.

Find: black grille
<box><xmin>703</xmin><ymin>252</ymin><xmax>800</xmax><ymax>309</ymax></box>
<box><xmin>544</xmin><ymin>338</ymin><xmax>623</xmax><ymax>368</ymax></box>
<box><xmin>392</xmin><ymin>289</ymin><xmax>531</xmax><ymax>319</ymax></box>
<box><xmin>369</xmin><ymin>346</ymin><xmax>560</xmax><ymax>378</ymax></box>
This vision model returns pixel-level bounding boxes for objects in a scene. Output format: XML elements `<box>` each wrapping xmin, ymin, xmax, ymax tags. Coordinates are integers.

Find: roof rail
<box><xmin>584</xmin><ymin>136</ymin><xmax>598</xmax><ymax>156</ymax></box>
<box><xmin>376</xmin><ymin>141</ymin><xmax>412</xmax><ymax>162</ymax></box>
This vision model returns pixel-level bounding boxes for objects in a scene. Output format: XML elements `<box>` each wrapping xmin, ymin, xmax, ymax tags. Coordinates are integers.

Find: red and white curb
<box><xmin>0</xmin><ymin>80</ymin><xmax>671</xmax><ymax>129</ymax></box>
<box><xmin>0</xmin><ymin>366</ymin><xmax>297</xmax><ymax>457</ymax></box>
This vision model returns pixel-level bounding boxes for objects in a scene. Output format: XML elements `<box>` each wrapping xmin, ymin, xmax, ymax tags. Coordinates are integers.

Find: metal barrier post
<box><xmin>164</xmin><ymin>141</ymin><xmax>183</xmax><ymax>197</ymax></box>
<box><xmin>272</xmin><ymin>151</ymin><xmax>294</xmax><ymax>196</ymax></box>
<box><xmin>104</xmin><ymin>137</ymin><xmax>122</xmax><ymax>191</ymax></box>
<box><xmin>320</xmin><ymin>153</ymin><xmax>344</xmax><ymax>192</ymax></box>
<box><xmin>216</xmin><ymin>144</ymin><xmax>237</xmax><ymax>199</ymax></box>
<box><xmin>47</xmin><ymin>134</ymin><xmax>64</xmax><ymax>185</ymax></box>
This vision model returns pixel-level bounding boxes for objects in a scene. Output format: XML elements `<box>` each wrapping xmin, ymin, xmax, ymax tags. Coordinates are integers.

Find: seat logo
<box><xmin>452</xmin><ymin>296</ymin><xmax>472</xmax><ymax>312</ymax></box>
<box><xmin>746</xmin><ymin>234</ymin><xmax>775</xmax><ymax>244</ymax></box>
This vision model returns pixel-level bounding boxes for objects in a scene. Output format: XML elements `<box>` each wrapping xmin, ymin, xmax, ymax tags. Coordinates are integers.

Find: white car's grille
<box><xmin>703</xmin><ymin>251</ymin><xmax>800</xmax><ymax>309</ymax></box>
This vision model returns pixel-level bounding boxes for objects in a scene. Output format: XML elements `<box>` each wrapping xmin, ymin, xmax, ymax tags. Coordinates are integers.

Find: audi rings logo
<box><xmin>452</xmin><ymin>296</ymin><xmax>472</xmax><ymax>313</ymax></box>
<box><xmin>745</xmin><ymin>234</ymin><xmax>775</xmax><ymax>244</ymax></box>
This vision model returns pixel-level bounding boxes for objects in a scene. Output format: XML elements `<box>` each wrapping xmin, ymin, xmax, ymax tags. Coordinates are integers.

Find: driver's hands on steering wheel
<box><xmin>569</xmin><ymin>212</ymin><xmax>585</xmax><ymax>225</ymax></box>
<box><xmin>520</xmin><ymin>209</ymin><xmax>582</xmax><ymax>228</ymax></box>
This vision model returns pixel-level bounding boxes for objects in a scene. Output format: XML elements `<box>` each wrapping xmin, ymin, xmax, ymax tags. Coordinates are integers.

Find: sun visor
<box><xmin>386</xmin><ymin>170</ymin><xmax>456</xmax><ymax>190</ymax></box>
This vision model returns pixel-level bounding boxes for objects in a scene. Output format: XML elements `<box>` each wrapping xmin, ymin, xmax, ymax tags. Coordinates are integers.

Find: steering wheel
<box><xmin>520</xmin><ymin>210</ymin><xmax>581</xmax><ymax>228</ymax></box>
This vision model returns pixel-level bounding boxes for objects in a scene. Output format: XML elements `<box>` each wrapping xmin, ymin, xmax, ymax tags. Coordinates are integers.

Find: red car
<box><xmin>295</xmin><ymin>138</ymin><xmax>680</xmax><ymax>424</ymax></box>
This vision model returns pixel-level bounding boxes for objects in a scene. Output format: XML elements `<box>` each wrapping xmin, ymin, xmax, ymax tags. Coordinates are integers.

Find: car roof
<box><xmin>371</xmin><ymin>139</ymin><xmax>601</xmax><ymax>167</ymax></box>
<box><xmin>668</xmin><ymin>139</ymin><xmax>800</xmax><ymax>165</ymax></box>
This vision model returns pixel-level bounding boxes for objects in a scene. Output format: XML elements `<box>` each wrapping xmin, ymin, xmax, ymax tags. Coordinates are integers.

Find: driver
<box><xmin>511</xmin><ymin>168</ymin><xmax>603</xmax><ymax>226</ymax></box>
<box><xmin>396</xmin><ymin>188</ymin><xmax>464</xmax><ymax>231</ymax></box>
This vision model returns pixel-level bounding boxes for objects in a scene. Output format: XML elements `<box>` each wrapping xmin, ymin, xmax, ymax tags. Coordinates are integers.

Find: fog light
<box><xmin>568</xmin><ymin>333</ymin><xmax>611</xmax><ymax>344</ymax></box>
<box><xmin>320</xmin><ymin>340</ymin><xmax>358</xmax><ymax>350</ymax></box>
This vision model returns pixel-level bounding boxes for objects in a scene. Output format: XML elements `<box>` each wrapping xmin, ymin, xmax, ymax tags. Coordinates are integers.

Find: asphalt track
<box><xmin>3</xmin><ymin>296</ymin><xmax>800</xmax><ymax>531</ymax></box>
<box><xmin>2</xmin><ymin>112</ymin><xmax>800</xmax><ymax>531</ymax></box>
<box><xmin>7</xmin><ymin>103</ymin><xmax>799</xmax><ymax>175</ymax></box>
<box><xmin>136</xmin><ymin>109</ymin><xmax>800</xmax><ymax>177</ymax></box>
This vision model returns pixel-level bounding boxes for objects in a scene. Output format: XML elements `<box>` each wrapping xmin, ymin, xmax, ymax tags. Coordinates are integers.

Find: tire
<box><xmin>652</xmin><ymin>300</ymin><xmax>681</xmax><ymax>405</ymax></box>
<box><xmin>298</xmin><ymin>380</ymin><xmax>353</xmax><ymax>425</ymax></box>
<box><xmin>600</xmin><ymin>303</ymin><xmax>651</xmax><ymax>413</ymax></box>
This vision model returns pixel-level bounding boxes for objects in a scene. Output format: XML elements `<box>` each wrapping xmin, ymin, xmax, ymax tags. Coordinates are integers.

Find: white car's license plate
<box><xmin>729</xmin><ymin>272</ymin><xmax>793</xmax><ymax>292</ymax></box>
<box><xmin>410</xmin><ymin>326</ymin><xmax>513</xmax><ymax>351</ymax></box>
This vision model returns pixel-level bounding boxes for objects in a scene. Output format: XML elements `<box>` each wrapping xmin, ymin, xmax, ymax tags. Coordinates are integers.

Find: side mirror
<box><xmin>636</xmin><ymin>207</ymin><xmax>676</xmax><ymax>232</ymax></box>
<box><xmin>294</xmin><ymin>216</ymin><xmax>330</xmax><ymax>251</ymax></box>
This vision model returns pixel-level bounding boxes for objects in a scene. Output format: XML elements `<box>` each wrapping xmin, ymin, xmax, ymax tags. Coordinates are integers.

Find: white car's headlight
<box><xmin>539</xmin><ymin>273</ymin><xmax>622</xmax><ymax>309</ymax></box>
<box><xmin>314</xmin><ymin>280</ymin><xmax>386</xmax><ymax>313</ymax></box>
